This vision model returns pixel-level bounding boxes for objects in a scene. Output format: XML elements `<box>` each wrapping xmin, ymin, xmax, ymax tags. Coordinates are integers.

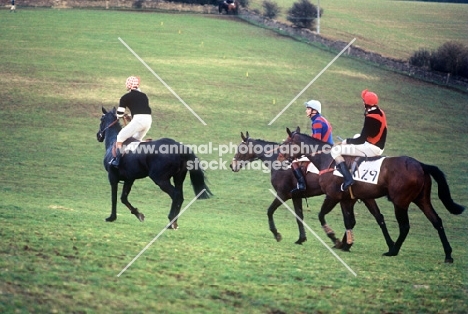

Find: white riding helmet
<box><xmin>305</xmin><ymin>100</ymin><xmax>322</xmax><ymax>113</ymax></box>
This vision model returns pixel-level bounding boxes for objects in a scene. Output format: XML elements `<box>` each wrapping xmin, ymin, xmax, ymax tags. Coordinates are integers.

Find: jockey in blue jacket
<box><xmin>291</xmin><ymin>100</ymin><xmax>334</xmax><ymax>196</ymax></box>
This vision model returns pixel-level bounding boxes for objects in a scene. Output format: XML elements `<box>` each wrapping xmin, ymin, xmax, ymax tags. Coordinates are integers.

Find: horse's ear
<box><xmin>102</xmin><ymin>107</ymin><xmax>107</xmax><ymax>114</ymax></box>
<box><xmin>112</xmin><ymin>107</ymin><xmax>117</xmax><ymax>114</ymax></box>
<box><xmin>296</xmin><ymin>126</ymin><xmax>300</xmax><ymax>133</ymax></box>
<box><xmin>246</xmin><ymin>131</ymin><xmax>250</xmax><ymax>139</ymax></box>
<box><xmin>241</xmin><ymin>132</ymin><xmax>246</xmax><ymax>142</ymax></box>
<box><xmin>286</xmin><ymin>127</ymin><xmax>292</xmax><ymax>137</ymax></box>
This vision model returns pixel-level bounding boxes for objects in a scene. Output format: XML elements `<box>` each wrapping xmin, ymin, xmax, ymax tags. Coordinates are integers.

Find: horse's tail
<box><xmin>188</xmin><ymin>155</ymin><xmax>213</xmax><ymax>200</ymax></box>
<box><xmin>421</xmin><ymin>163</ymin><xmax>465</xmax><ymax>215</ymax></box>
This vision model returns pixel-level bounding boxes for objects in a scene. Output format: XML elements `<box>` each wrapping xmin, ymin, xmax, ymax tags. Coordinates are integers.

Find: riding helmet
<box><xmin>304</xmin><ymin>100</ymin><xmax>322</xmax><ymax>113</ymax></box>
<box><xmin>361</xmin><ymin>89</ymin><xmax>378</xmax><ymax>106</ymax></box>
<box><xmin>126</xmin><ymin>76</ymin><xmax>140</xmax><ymax>90</ymax></box>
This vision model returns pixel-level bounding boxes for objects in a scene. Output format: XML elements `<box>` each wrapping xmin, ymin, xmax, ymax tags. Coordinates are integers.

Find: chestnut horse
<box><xmin>278</xmin><ymin>127</ymin><xmax>464</xmax><ymax>263</ymax></box>
<box><xmin>230</xmin><ymin>131</ymin><xmax>394</xmax><ymax>251</ymax></box>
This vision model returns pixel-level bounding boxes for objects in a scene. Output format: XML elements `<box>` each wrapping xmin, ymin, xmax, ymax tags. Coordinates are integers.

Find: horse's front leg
<box><xmin>267</xmin><ymin>197</ymin><xmax>283</xmax><ymax>242</ymax></box>
<box><xmin>106</xmin><ymin>181</ymin><xmax>119</xmax><ymax>222</ymax></box>
<box><xmin>292</xmin><ymin>197</ymin><xmax>307</xmax><ymax>244</ymax></box>
<box><xmin>121</xmin><ymin>180</ymin><xmax>145</xmax><ymax>222</ymax></box>
<box><xmin>318</xmin><ymin>197</ymin><xmax>341</xmax><ymax>247</ymax></box>
<box><xmin>339</xmin><ymin>200</ymin><xmax>356</xmax><ymax>251</ymax></box>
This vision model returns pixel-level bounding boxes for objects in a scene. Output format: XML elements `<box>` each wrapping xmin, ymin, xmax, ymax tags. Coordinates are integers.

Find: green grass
<box><xmin>0</xmin><ymin>8</ymin><xmax>467</xmax><ymax>313</ymax></box>
<box><xmin>247</xmin><ymin>0</ymin><xmax>468</xmax><ymax>59</ymax></box>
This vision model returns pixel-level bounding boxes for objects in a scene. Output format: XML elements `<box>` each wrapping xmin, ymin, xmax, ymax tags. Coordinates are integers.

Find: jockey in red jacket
<box><xmin>331</xmin><ymin>89</ymin><xmax>387</xmax><ymax>191</ymax></box>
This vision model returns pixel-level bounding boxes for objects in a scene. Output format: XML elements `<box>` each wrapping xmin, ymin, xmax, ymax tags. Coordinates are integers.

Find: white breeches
<box><xmin>116</xmin><ymin>114</ymin><xmax>152</xmax><ymax>143</ymax></box>
<box><xmin>330</xmin><ymin>142</ymin><xmax>383</xmax><ymax>159</ymax></box>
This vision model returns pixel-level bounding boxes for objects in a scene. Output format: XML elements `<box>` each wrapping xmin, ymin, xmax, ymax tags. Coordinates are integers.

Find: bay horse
<box><xmin>96</xmin><ymin>107</ymin><xmax>212</xmax><ymax>228</ymax></box>
<box><xmin>278</xmin><ymin>127</ymin><xmax>465</xmax><ymax>263</ymax></box>
<box><xmin>230</xmin><ymin>131</ymin><xmax>395</xmax><ymax>251</ymax></box>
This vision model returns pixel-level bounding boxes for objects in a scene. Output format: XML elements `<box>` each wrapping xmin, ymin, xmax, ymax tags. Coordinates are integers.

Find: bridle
<box><xmin>278</xmin><ymin>132</ymin><xmax>300</xmax><ymax>161</ymax></box>
<box><xmin>278</xmin><ymin>131</ymin><xmax>329</xmax><ymax>161</ymax></box>
<box><xmin>97</xmin><ymin>116</ymin><xmax>119</xmax><ymax>140</ymax></box>
<box><xmin>233</xmin><ymin>139</ymin><xmax>258</xmax><ymax>164</ymax></box>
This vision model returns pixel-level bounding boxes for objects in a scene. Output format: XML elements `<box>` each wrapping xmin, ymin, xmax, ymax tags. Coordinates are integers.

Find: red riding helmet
<box><xmin>361</xmin><ymin>89</ymin><xmax>378</xmax><ymax>106</ymax></box>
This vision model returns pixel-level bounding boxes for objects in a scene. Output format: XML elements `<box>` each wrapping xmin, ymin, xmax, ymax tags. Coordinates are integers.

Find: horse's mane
<box><xmin>290</xmin><ymin>129</ymin><xmax>330</xmax><ymax>147</ymax></box>
<box><xmin>249</xmin><ymin>138</ymin><xmax>279</xmax><ymax>146</ymax></box>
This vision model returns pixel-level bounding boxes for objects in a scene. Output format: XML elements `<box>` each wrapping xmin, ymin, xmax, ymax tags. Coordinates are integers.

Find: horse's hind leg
<box><xmin>121</xmin><ymin>180</ymin><xmax>145</xmax><ymax>222</ymax></box>
<box><xmin>362</xmin><ymin>199</ymin><xmax>394</xmax><ymax>251</ymax></box>
<box><xmin>168</xmin><ymin>171</ymin><xmax>187</xmax><ymax>229</ymax></box>
<box><xmin>318</xmin><ymin>197</ymin><xmax>341</xmax><ymax>247</ymax></box>
<box><xmin>414</xmin><ymin>196</ymin><xmax>454</xmax><ymax>263</ymax></box>
<box><xmin>152</xmin><ymin>172</ymin><xmax>186</xmax><ymax>229</ymax></box>
<box><xmin>384</xmin><ymin>205</ymin><xmax>410</xmax><ymax>257</ymax></box>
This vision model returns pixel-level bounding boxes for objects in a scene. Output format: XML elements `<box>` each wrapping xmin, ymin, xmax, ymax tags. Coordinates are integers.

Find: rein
<box><xmin>98</xmin><ymin>118</ymin><xmax>119</xmax><ymax>137</ymax></box>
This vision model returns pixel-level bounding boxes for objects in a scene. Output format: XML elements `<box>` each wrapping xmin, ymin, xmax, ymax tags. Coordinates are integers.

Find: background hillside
<box><xmin>245</xmin><ymin>0</ymin><xmax>468</xmax><ymax>60</ymax></box>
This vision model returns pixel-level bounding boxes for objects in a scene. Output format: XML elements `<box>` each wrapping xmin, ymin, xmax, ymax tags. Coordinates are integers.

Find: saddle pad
<box><xmin>286</xmin><ymin>159</ymin><xmax>319</xmax><ymax>174</ymax></box>
<box><xmin>333</xmin><ymin>157</ymin><xmax>386</xmax><ymax>185</ymax></box>
<box><xmin>123</xmin><ymin>142</ymin><xmax>141</xmax><ymax>153</ymax></box>
<box><xmin>306</xmin><ymin>162</ymin><xmax>319</xmax><ymax>174</ymax></box>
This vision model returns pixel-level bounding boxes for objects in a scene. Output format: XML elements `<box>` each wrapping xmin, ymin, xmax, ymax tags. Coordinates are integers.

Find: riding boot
<box><xmin>291</xmin><ymin>168</ymin><xmax>307</xmax><ymax>196</ymax></box>
<box><xmin>336</xmin><ymin>162</ymin><xmax>355</xmax><ymax>191</ymax></box>
<box><xmin>111</xmin><ymin>150</ymin><xmax>122</xmax><ymax>168</ymax></box>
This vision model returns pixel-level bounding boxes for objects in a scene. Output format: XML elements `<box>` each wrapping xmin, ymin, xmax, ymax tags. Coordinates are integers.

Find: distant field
<box><xmin>246</xmin><ymin>0</ymin><xmax>468</xmax><ymax>59</ymax></box>
<box><xmin>0</xmin><ymin>8</ymin><xmax>467</xmax><ymax>313</ymax></box>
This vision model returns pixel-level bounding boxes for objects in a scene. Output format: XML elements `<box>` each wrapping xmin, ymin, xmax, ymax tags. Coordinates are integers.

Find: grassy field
<box><xmin>246</xmin><ymin>0</ymin><xmax>468</xmax><ymax>59</ymax></box>
<box><xmin>0</xmin><ymin>8</ymin><xmax>467</xmax><ymax>313</ymax></box>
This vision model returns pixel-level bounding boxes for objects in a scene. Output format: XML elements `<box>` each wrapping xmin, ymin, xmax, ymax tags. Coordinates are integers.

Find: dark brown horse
<box><xmin>230</xmin><ymin>131</ymin><xmax>395</xmax><ymax>251</ymax></box>
<box><xmin>278</xmin><ymin>127</ymin><xmax>465</xmax><ymax>263</ymax></box>
<box><xmin>96</xmin><ymin>107</ymin><xmax>212</xmax><ymax>227</ymax></box>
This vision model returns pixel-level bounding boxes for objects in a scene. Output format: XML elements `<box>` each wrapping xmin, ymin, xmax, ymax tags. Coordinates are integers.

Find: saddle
<box><xmin>335</xmin><ymin>155</ymin><xmax>386</xmax><ymax>185</ymax></box>
<box><xmin>297</xmin><ymin>161</ymin><xmax>320</xmax><ymax>176</ymax></box>
<box><xmin>111</xmin><ymin>137</ymin><xmax>153</xmax><ymax>157</ymax></box>
<box><xmin>346</xmin><ymin>155</ymin><xmax>383</xmax><ymax>174</ymax></box>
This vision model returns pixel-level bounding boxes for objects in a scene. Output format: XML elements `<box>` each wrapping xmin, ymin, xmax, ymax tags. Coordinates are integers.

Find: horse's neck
<box><xmin>251</xmin><ymin>141</ymin><xmax>280</xmax><ymax>167</ymax></box>
<box><xmin>298</xmin><ymin>135</ymin><xmax>333</xmax><ymax>170</ymax></box>
<box><xmin>104</xmin><ymin>127</ymin><xmax>120</xmax><ymax>151</ymax></box>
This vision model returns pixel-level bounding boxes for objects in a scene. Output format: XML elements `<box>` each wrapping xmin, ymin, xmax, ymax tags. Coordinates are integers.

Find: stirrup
<box><xmin>291</xmin><ymin>187</ymin><xmax>306</xmax><ymax>194</ymax></box>
<box><xmin>110</xmin><ymin>157</ymin><xmax>119</xmax><ymax>168</ymax></box>
<box><xmin>340</xmin><ymin>181</ymin><xmax>354</xmax><ymax>192</ymax></box>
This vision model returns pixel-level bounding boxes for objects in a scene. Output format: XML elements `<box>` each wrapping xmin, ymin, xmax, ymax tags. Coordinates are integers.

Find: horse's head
<box><xmin>96</xmin><ymin>107</ymin><xmax>118</xmax><ymax>142</ymax></box>
<box><xmin>277</xmin><ymin>127</ymin><xmax>303</xmax><ymax>162</ymax></box>
<box><xmin>278</xmin><ymin>126</ymin><xmax>332</xmax><ymax>164</ymax></box>
<box><xmin>230</xmin><ymin>131</ymin><xmax>258</xmax><ymax>172</ymax></box>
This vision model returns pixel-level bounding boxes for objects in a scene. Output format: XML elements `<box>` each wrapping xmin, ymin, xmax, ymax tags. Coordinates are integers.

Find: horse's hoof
<box><xmin>333</xmin><ymin>241</ymin><xmax>343</xmax><ymax>249</ymax></box>
<box><xmin>295</xmin><ymin>237</ymin><xmax>307</xmax><ymax>245</ymax></box>
<box><xmin>168</xmin><ymin>222</ymin><xmax>178</xmax><ymax>230</ymax></box>
<box><xmin>383</xmin><ymin>251</ymin><xmax>397</xmax><ymax>257</ymax></box>
<box><xmin>341</xmin><ymin>246</ymin><xmax>351</xmax><ymax>252</ymax></box>
<box><xmin>275</xmin><ymin>233</ymin><xmax>282</xmax><ymax>242</ymax></box>
<box><xmin>105</xmin><ymin>216</ymin><xmax>116</xmax><ymax>222</ymax></box>
<box><xmin>138</xmin><ymin>213</ymin><xmax>145</xmax><ymax>222</ymax></box>
<box><xmin>445</xmin><ymin>258</ymin><xmax>454</xmax><ymax>263</ymax></box>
